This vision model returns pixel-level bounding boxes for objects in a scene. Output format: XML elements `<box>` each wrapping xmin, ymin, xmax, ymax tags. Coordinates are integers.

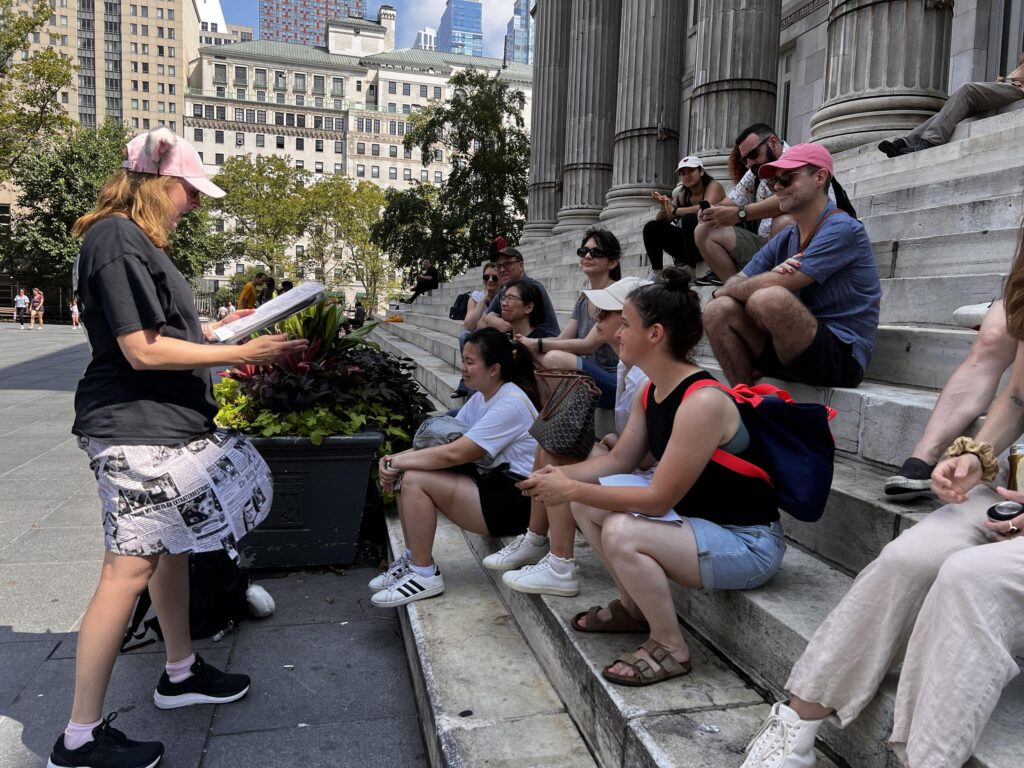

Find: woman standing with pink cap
<box><xmin>49</xmin><ymin>129</ymin><xmax>307</xmax><ymax>768</ymax></box>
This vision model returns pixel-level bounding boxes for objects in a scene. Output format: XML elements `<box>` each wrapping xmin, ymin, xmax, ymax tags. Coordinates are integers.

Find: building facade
<box><xmin>258</xmin><ymin>0</ymin><xmax>364</xmax><ymax>47</ymax></box>
<box><xmin>413</xmin><ymin>27</ymin><xmax>437</xmax><ymax>51</ymax></box>
<box><xmin>504</xmin><ymin>0</ymin><xmax>534</xmax><ymax>65</ymax></box>
<box><xmin>522</xmin><ymin>0</ymin><xmax>1024</xmax><ymax>240</ymax></box>
<box><xmin>185</xmin><ymin>7</ymin><xmax>532</xmax><ymax>304</ymax></box>
<box><xmin>437</xmin><ymin>0</ymin><xmax>483</xmax><ymax>58</ymax></box>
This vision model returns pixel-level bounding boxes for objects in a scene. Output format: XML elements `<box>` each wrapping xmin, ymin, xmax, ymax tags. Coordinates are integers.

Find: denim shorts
<box><xmin>577</xmin><ymin>357</ymin><xmax>617</xmax><ymax>409</ymax></box>
<box><xmin>687</xmin><ymin>518</ymin><xmax>786</xmax><ymax>591</ymax></box>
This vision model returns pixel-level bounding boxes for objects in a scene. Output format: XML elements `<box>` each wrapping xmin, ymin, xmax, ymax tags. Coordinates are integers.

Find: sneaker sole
<box><xmin>370</xmin><ymin>584</ymin><xmax>445</xmax><ymax>607</ymax></box>
<box><xmin>49</xmin><ymin>755</ymin><xmax>162</xmax><ymax>768</ymax></box>
<box><xmin>482</xmin><ymin>554</ymin><xmax>548</xmax><ymax>572</ymax></box>
<box><xmin>503</xmin><ymin>576</ymin><xmax>580</xmax><ymax>597</ymax></box>
<box><xmin>153</xmin><ymin>685</ymin><xmax>250</xmax><ymax>709</ymax></box>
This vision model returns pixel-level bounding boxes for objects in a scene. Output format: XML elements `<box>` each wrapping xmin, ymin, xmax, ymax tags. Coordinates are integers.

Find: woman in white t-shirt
<box><xmin>372</xmin><ymin>327</ymin><xmax>541</xmax><ymax>607</ymax></box>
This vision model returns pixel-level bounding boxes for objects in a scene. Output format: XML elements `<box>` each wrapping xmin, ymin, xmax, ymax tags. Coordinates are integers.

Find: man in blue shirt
<box><xmin>703</xmin><ymin>143</ymin><xmax>880</xmax><ymax>388</ymax></box>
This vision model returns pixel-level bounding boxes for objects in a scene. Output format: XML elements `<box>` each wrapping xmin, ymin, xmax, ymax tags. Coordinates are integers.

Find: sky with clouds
<box><xmin>220</xmin><ymin>0</ymin><xmax>520</xmax><ymax>59</ymax></box>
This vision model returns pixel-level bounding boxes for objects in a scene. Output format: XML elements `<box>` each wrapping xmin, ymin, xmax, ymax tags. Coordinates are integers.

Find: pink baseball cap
<box><xmin>757</xmin><ymin>142</ymin><xmax>833</xmax><ymax>179</ymax></box>
<box><xmin>123</xmin><ymin>128</ymin><xmax>225</xmax><ymax>198</ymax></box>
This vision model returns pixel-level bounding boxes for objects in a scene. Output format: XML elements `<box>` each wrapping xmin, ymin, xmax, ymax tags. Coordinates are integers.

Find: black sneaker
<box><xmin>694</xmin><ymin>271</ymin><xmax>724</xmax><ymax>287</ymax></box>
<box><xmin>153</xmin><ymin>653</ymin><xmax>250</xmax><ymax>709</ymax></box>
<box><xmin>877</xmin><ymin>138</ymin><xmax>908</xmax><ymax>157</ymax></box>
<box><xmin>48</xmin><ymin>713</ymin><xmax>163</xmax><ymax>768</ymax></box>
<box><xmin>884</xmin><ymin>457</ymin><xmax>936</xmax><ymax>501</ymax></box>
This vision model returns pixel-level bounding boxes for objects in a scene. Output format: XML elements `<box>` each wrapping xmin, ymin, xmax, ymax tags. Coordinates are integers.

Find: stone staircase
<box><xmin>370</xmin><ymin>105</ymin><xmax>1024</xmax><ymax>768</ymax></box>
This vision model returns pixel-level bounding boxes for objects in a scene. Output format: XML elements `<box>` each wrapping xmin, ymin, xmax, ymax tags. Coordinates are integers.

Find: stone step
<box><xmin>862</xmin><ymin>194</ymin><xmax>1024</xmax><ymax>245</ymax></box>
<box><xmin>873</xmin><ymin>228</ymin><xmax>1019</xmax><ymax>279</ymax></box>
<box><xmin>379</xmin><ymin>511</ymin><xmax>598</xmax><ymax>768</ymax></box>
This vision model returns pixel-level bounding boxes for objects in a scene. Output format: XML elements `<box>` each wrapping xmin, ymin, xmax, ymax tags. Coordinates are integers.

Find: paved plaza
<box><xmin>0</xmin><ymin>323</ymin><xmax>427</xmax><ymax>768</ymax></box>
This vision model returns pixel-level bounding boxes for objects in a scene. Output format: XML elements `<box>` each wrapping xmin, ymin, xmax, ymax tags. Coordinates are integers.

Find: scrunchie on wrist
<box><xmin>946</xmin><ymin>436</ymin><xmax>998</xmax><ymax>481</ymax></box>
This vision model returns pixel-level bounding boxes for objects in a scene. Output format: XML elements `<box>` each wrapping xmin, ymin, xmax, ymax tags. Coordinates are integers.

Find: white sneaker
<box><xmin>371</xmin><ymin>566</ymin><xmax>445</xmax><ymax>607</ymax></box>
<box><xmin>952</xmin><ymin>302</ymin><xmax>990</xmax><ymax>330</ymax></box>
<box><xmin>741</xmin><ymin>702</ymin><xmax>822</xmax><ymax>768</ymax></box>
<box><xmin>502</xmin><ymin>553</ymin><xmax>579</xmax><ymax>596</ymax></box>
<box><xmin>482</xmin><ymin>533</ymin><xmax>549</xmax><ymax>571</ymax></box>
<box><xmin>368</xmin><ymin>553</ymin><xmax>410</xmax><ymax>590</ymax></box>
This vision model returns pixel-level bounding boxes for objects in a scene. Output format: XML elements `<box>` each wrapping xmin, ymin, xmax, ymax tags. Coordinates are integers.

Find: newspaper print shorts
<box><xmin>78</xmin><ymin>430</ymin><xmax>273</xmax><ymax>559</ymax></box>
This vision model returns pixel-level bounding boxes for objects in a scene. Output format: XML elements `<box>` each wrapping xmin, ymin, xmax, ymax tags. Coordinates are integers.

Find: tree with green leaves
<box><xmin>404</xmin><ymin>68</ymin><xmax>529</xmax><ymax>259</ymax></box>
<box><xmin>0</xmin><ymin>0</ymin><xmax>75</xmax><ymax>182</ymax></box>
<box><xmin>210</xmin><ymin>154</ymin><xmax>309</xmax><ymax>274</ymax></box>
<box><xmin>168</xmin><ymin>206</ymin><xmax>228</xmax><ymax>284</ymax></box>
<box><xmin>336</xmin><ymin>180</ymin><xmax>397</xmax><ymax>311</ymax></box>
<box><xmin>301</xmin><ymin>172</ymin><xmax>354</xmax><ymax>290</ymax></box>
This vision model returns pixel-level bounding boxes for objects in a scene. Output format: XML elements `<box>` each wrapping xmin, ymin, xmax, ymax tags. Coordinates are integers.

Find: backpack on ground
<box><xmin>644</xmin><ymin>378</ymin><xmax>836</xmax><ymax>522</ymax></box>
<box><xmin>121</xmin><ymin>550</ymin><xmax>251</xmax><ymax>652</ymax></box>
<box><xmin>830</xmin><ymin>176</ymin><xmax>857</xmax><ymax>219</ymax></box>
<box><xmin>448</xmin><ymin>292</ymin><xmax>471</xmax><ymax>321</ymax></box>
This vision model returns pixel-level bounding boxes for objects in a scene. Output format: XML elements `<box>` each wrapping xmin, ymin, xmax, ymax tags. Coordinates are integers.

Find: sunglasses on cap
<box><xmin>577</xmin><ymin>246</ymin><xmax>607</xmax><ymax>259</ymax></box>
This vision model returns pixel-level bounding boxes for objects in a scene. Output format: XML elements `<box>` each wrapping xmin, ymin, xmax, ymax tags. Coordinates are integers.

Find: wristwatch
<box><xmin>737</xmin><ymin>206</ymin><xmax>748</xmax><ymax>220</ymax></box>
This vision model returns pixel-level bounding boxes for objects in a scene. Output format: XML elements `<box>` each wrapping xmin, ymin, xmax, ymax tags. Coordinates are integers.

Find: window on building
<box><xmin>334</xmin><ymin>163</ymin><xmax>343</xmax><ymax>173</ymax></box>
<box><xmin>402</xmin><ymin>82</ymin><xmax>410</xmax><ymax>96</ymax></box>
<box><xmin>334</xmin><ymin>140</ymin><xmax>344</xmax><ymax>153</ymax></box>
<box><xmin>314</xmin><ymin>161</ymin><xmax>323</xmax><ymax>173</ymax></box>
<box><xmin>403</xmin><ymin>147</ymin><xmax>412</xmax><ymax>159</ymax></box>
<box><xmin>434</xmin><ymin>86</ymin><xmax>441</xmax><ymax>99</ymax></box>
<box><xmin>420</xmin><ymin>169</ymin><xmax>428</xmax><ymax>181</ymax></box>
<box><xmin>356</xmin><ymin>142</ymin><xmax>364</xmax><ymax>154</ymax></box>
<box><xmin>434</xmin><ymin>149</ymin><xmax>443</xmax><ymax>161</ymax></box>
<box><xmin>434</xmin><ymin>171</ymin><xmax>443</xmax><ymax>183</ymax></box>
<box><xmin>295</xmin><ymin>137</ymin><xmax>304</xmax><ymax>150</ymax></box>
<box><xmin>236</xmin><ymin>132</ymin><xmax>245</xmax><ymax>146</ymax></box>
<box><xmin>371</xmin><ymin>143</ymin><xmax>379</xmax><ymax>156</ymax></box>
<box><xmin>293</xmin><ymin>73</ymin><xmax>306</xmax><ymax>92</ymax></box>
<box><xmin>388</xmin><ymin>167</ymin><xmax>397</xmax><ymax>179</ymax></box>
<box><xmin>204</xmin><ymin>105</ymin><xmax>214</xmax><ymax>119</ymax></box>
<box><xmin>214</xmin><ymin>130</ymin><xmax>224</xmax><ymax>144</ymax></box>
<box><xmin>234</xmin><ymin>66</ymin><xmax>246</xmax><ymax>85</ymax></box>
<box><xmin>388</xmin><ymin>81</ymin><xmax>396</xmax><ymax>94</ymax></box>
<box><xmin>403</xmin><ymin>168</ymin><xmax>412</xmax><ymax>180</ymax></box>
<box><xmin>389</xmin><ymin>145</ymin><xmax>398</xmax><ymax>158</ymax></box>
<box><xmin>216</xmin><ymin>106</ymin><xmax>226</xmax><ymax>120</ymax></box>
<box><xmin>296</xmin><ymin>115</ymin><xmax>305</xmax><ymax>128</ymax></box>
<box><xmin>295</xmin><ymin>94</ymin><xmax>304</xmax><ymax>106</ymax></box>
<box><xmin>215</xmin><ymin>153</ymin><xmax>224</xmax><ymax>165</ymax></box>
<box><xmin>295</xmin><ymin>159</ymin><xmax>304</xmax><ymax>169</ymax></box>
<box><xmin>371</xmin><ymin>166</ymin><xmax>379</xmax><ymax>178</ymax></box>
<box><xmin>313</xmin><ymin>75</ymin><xmax>324</xmax><ymax>94</ymax></box>
<box><xmin>419</xmin><ymin>84</ymin><xmax>427</xmax><ymax>98</ymax></box>
<box><xmin>234</xmin><ymin>108</ymin><xmax>244</xmax><ymax>121</ymax></box>
<box><xmin>356</xmin><ymin>164</ymin><xmax>365</xmax><ymax>177</ymax></box>
<box><xmin>236</xmin><ymin>263</ymin><xmax>245</xmax><ymax>274</ymax></box>
<box><xmin>276</xmin><ymin>135</ymin><xmax>285</xmax><ymax>148</ymax></box>
<box><xmin>193</xmin><ymin>128</ymin><xmax>203</xmax><ymax>142</ymax></box>
<box><xmin>257</xmin><ymin>110</ymin><xmax>267</xmax><ymax>123</ymax></box>
<box><xmin>254</xmin><ymin>68</ymin><xmax>267</xmax><ymax>88</ymax></box>
<box><xmin>255</xmin><ymin>134</ymin><xmax>265</xmax><ymax>147</ymax></box>
<box><xmin>315</xmin><ymin>139</ymin><xmax>323</xmax><ymax>152</ymax></box>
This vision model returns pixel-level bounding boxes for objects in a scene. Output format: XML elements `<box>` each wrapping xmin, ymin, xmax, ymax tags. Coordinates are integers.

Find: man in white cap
<box><xmin>703</xmin><ymin>143</ymin><xmax>880</xmax><ymax>389</ymax></box>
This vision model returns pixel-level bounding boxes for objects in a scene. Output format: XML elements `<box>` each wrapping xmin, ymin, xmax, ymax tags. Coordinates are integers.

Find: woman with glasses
<box><xmin>501</xmin><ymin>279</ymin><xmax>556</xmax><ymax>340</ymax></box>
<box><xmin>643</xmin><ymin>156</ymin><xmax>726</xmax><ymax>275</ymax></box>
<box><xmin>463</xmin><ymin>262</ymin><xmax>501</xmax><ymax>333</ymax></box>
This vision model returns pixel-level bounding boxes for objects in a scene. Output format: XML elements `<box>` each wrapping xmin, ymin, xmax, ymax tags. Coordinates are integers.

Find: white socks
<box><xmin>524</xmin><ymin>529</ymin><xmax>547</xmax><ymax>546</ymax></box>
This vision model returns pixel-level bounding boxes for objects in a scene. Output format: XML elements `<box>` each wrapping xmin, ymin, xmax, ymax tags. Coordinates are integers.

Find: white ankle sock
<box><xmin>402</xmin><ymin>548</ymin><xmax>412</xmax><ymax>560</ymax></box>
<box><xmin>409</xmin><ymin>561</ymin><xmax>436</xmax><ymax>578</ymax></box>
<box><xmin>64</xmin><ymin>719</ymin><xmax>102</xmax><ymax>750</ymax></box>
<box><xmin>524</xmin><ymin>529</ymin><xmax>547</xmax><ymax>546</ymax></box>
<box><xmin>547</xmin><ymin>553</ymin><xmax>574</xmax><ymax>574</ymax></box>
<box><xmin>165</xmin><ymin>653</ymin><xmax>196</xmax><ymax>684</ymax></box>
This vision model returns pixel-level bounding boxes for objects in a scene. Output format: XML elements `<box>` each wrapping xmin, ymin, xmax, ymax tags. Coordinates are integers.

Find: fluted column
<box><xmin>553</xmin><ymin>0</ymin><xmax>621</xmax><ymax>233</ymax></box>
<box><xmin>522</xmin><ymin>0</ymin><xmax>572</xmax><ymax>242</ymax></box>
<box><xmin>601</xmin><ymin>0</ymin><xmax>686</xmax><ymax>220</ymax></box>
<box><xmin>810</xmin><ymin>0</ymin><xmax>953</xmax><ymax>152</ymax></box>
<box><xmin>689</xmin><ymin>0</ymin><xmax>780</xmax><ymax>179</ymax></box>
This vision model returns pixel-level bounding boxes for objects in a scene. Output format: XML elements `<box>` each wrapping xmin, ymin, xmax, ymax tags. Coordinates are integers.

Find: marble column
<box><xmin>553</xmin><ymin>0</ymin><xmax>622</xmax><ymax>233</ymax></box>
<box><xmin>601</xmin><ymin>0</ymin><xmax>686</xmax><ymax>220</ymax></box>
<box><xmin>522</xmin><ymin>0</ymin><xmax>572</xmax><ymax>242</ymax></box>
<box><xmin>810</xmin><ymin>0</ymin><xmax>953</xmax><ymax>152</ymax></box>
<box><xmin>688</xmin><ymin>0</ymin><xmax>781</xmax><ymax>179</ymax></box>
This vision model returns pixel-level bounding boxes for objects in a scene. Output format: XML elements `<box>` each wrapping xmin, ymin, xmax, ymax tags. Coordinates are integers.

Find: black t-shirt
<box><xmin>417</xmin><ymin>266</ymin><xmax>439</xmax><ymax>289</ymax></box>
<box><xmin>72</xmin><ymin>216</ymin><xmax>218</xmax><ymax>444</ymax></box>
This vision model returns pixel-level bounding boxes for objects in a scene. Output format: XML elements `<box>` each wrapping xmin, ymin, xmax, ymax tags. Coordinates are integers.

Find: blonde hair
<box><xmin>72</xmin><ymin>169</ymin><xmax>179</xmax><ymax>249</ymax></box>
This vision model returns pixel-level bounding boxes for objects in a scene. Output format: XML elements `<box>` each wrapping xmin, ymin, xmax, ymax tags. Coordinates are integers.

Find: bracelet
<box><xmin>537</xmin><ymin>338</ymin><xmax>543</xmax><ymax>354</ymax></box>
<box><xmin>946</xmin><ymin>436</ymin><xmax>998</xmax><ymax>481</ymax></box>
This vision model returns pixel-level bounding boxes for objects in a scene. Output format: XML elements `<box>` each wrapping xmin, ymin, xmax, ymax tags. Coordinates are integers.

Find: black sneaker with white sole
<box><xmin>884</xmin><ymin>457</ymin><xmax>936</xmax><ymax>501</ymax></box>
<box><xmin>48</xmin><ymin>713</ymin><xmax>164</xmax><ymax>768</ymax></box>
<box><xmin>153</xmin><ymin>653</ymin><xmax>250</xmax><ymax>709</ymax></box>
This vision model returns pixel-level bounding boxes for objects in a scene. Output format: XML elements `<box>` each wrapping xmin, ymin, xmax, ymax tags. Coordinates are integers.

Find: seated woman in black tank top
<box><xmin>521</xmin><ymin>268</ymin><xmax>786</xmax><ymax>688</ymax></box>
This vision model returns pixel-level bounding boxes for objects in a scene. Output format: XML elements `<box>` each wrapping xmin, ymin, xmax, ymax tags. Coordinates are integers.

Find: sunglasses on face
<box><xmin>577</xmin><ymin>246</ymin><xmax>607</xmax><ymax>259</ymax></box>
<box><xmin>767</xmin><ymin>166</ymin><xmax>813</xmax><ymax>190</ymax></box>
<box><xmin>483</xmin><ymin>274</ymin><xmax>499</xmax><ymax>283</ymax></box>
<box><xmin>741</xmin><ymin>136</ymin><xmax>771</xmax><ymax>164</ymax></box>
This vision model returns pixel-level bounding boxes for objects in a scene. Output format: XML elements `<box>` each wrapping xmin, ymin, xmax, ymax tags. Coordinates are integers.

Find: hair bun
<box><xmin>660</xmin><ymin>266</ymin><xmax>693</xmax><ymax>292</ymax></box>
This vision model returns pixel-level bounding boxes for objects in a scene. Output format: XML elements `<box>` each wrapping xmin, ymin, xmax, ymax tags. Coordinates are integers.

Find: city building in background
<box><xmin>413</xmin><ymin>26</ymin><xmax>437</xmax><ymax>51</ymax></box>
<box><xmin>192</xmin><ymin>0</ymin><xmax>251</xmax><ymax>46</ymax></box>
<box><xmin>437</xmin><ymin>0</ymin><xmax>483</xmax><ymax>58</ymax></box>
<box><xmin>258</xmin><ymin>0</ymin><xmax>365</xmax><ymax>47</ymax></box>
<box><xmin>504</xmin><ymin>0</ymin><xmax>533</xmax><ymax>65</ymax></box>
<box><xmin>185</xmin><ymin>4</ymin><xmax>532</xmax><ymax>304</ymax></box>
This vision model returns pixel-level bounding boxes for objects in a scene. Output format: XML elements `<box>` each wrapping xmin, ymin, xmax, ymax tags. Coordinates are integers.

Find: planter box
<box><xmin>242</xmin><ymin>433</ymin><xmax>383</xmax><ymax>569</ymax></box>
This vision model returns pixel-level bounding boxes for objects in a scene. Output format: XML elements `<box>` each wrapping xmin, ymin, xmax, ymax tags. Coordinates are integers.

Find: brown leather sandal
<box><xmin>571</xmin><ymin>599</ymin><xmax>651</xmax><ymax>633</ymax></box>
<box><xmin>601</xmin><ymin>638</ymin><xmax>692</xmax><ymax>687</ymax></box>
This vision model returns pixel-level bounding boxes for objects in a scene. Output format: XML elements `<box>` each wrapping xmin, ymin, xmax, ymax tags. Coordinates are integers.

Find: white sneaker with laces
<box><xmin>370</xmin><ymin>567</ymin><xmax>445</xmax><ymax>607</ymax></box>
<box><xmin>952</xmin><ymin>302</ymin><xmax>990</xmax><ymax>330</ymax></box>
<box><xmin>741</xmin><ymin>702</ymin><xmax>821</xmax><ymax>768</ymax></box>
<box><xmin>482</xmin><ymin>533</ymin><xmax>549</xmax><ymax>571</ymax></box>
<box><xmin>368</xmin><ymin>554</ymin><xmax>409</xmax><ymax>590</ymax></box>
<box><xmin>502</xmin><ymin>553</ymin><xmax>579</xmax><ymax>596</ymax></box>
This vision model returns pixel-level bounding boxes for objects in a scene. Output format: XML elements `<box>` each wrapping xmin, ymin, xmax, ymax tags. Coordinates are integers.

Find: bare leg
<box><xmin>694</xmin><ymin>222</ymin><xmax>741</xmax><ymax>279</ymax></box>
<box><xmin>529</xmin><ymin>445</ymin><xmax>607</xmax><ymax>558</ymax></box>
<box><xmin>572</xmin><ymin>503</ymin><xmax>645</xmax><ymax>619</ymax></box>
<box><xmin>909</xmin><ymin>301</ymin><xmax>1017</xmax><ymax>464</ymax></box>
<box><xmin>744</xmin><ymin>285</ymin><xmax>819</xmax><ymax>363</ymax></box>
<box><xmin>787</xmin><ymin>695</ymin><xmax>834</xmax><ymax>720</ymax></box>
<box><xmin>70</xmin><ymin>551</ymin><xmax>159</xmax><ymax>723</ymax></box>
<box><xmin>703</xmin><ymin>296</ymin><xmax>768</xmax><ymax>385</ymax></box>
<box><xmin>147</xmin><ymin>553</ymin><xmax>193</xmax><ymax>664</ymax></box>
<box><xmin>398</xmin><ymin>469</ymin><xmax>490</xmax><ymax>567</ymax></box>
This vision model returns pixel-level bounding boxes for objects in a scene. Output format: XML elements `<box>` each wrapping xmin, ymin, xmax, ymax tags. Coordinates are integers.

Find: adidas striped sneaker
<box><xmin>370</xmin><ymin>566</ymin><xmax>445</xmax><ymax>607</ymax></box>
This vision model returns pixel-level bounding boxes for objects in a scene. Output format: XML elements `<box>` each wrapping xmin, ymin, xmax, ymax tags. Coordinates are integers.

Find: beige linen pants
<box><xmin>906</xmin><ymin>82</ymin><xmax>1024</xmax><ymax>146</ymax></box>
<box><xmin>786</xmin><ymin>484</ymin><xmax>1024</xmax><ymax>768</ymax></box>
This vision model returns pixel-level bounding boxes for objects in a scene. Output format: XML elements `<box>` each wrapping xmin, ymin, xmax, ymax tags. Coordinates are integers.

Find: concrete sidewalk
<box><xmin>0</xmin><ymin>324</ymin><xmax>427</xmax><ymax>768</ymax></box>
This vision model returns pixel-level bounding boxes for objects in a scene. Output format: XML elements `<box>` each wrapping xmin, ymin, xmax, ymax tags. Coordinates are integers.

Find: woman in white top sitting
<box><xmin>373</xmin><ymin>327</ymin><xmax>541</xmax><ymax>607</ymax></box>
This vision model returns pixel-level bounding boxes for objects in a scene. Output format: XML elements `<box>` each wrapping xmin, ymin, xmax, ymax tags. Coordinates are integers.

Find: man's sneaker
<box><xmin>741</xmin><ymin>702</ymin><xmax>821</xmax><ymax>768</ymax></box>
<box><xmin>502</xmin><ymin>554</ymin><xmax>580</xmax><ymax>596</ymax></box>
<box><xmin>48</xmin><ymin>713</ymin><xmax>163</xmax><ymax>768</ymax></box>
<box><xmin>368</xmin><ymin>553</ymin><xmax>410</xmax><ymax>590</ymax></box>
<box><xmin>153</xmin><ymin>653</ymin><xmax>250</xmax><ymax>709</ymax></box>
<box><xmin>952</xmin><ymin>301</ymin><xmax>991</xmax><ymax>330</ymax></box>
<box><xmin>694</xmin><ymin>271</ymin><xmax>723</xmax><ymax>287</ymax></box>
<box><xmin>884</xmin><ymin>457</ymin><xmax>936</xmax><ymax>501</ymax></box>
<box><xmin>371</xmin><ymin>566</ymin><xmax>445</xmax><ymax>607</ymax></box>
<box><xmin>482</xmin><ymin>533</ymin><xmax>549</xmax><ymax>571</ymax></box>
<box><xmin>876</xmin><ymin>137</ymin><xmax>908</xmax><ymax>158</ymax></box>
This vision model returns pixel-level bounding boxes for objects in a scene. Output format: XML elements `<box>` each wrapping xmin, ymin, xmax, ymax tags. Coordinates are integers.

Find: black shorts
<box><xmin>449</xmin><ymin>464</ymin><xmax>532</xmax><ymax>537</ymax></box>
<box><xmin>755</xmin><ymin>323</ymin><xmax>864</xmax><ymax>388</ymax></box>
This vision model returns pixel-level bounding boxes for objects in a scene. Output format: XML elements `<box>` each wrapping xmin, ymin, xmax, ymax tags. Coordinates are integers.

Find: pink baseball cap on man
<box><xmin>123</xmin><ymin>127</ymin><xmax>226</xmax><ymax>198</ymax></box>
<box><xmin>757</xmin><ymin>142</ymin><xmax>833</xmax><ymax>179</ymax></box>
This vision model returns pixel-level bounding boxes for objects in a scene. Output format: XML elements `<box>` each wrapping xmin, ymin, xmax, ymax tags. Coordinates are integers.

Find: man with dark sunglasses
<box><xmin>703</xmin><ymin>143</ymin><xmax>880</xmax><ymax>390</ymax></box>
<box><xmin>694</xmin><ymin>123</ymin><xmax>837</xmax><ymax>287</ymax></box>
